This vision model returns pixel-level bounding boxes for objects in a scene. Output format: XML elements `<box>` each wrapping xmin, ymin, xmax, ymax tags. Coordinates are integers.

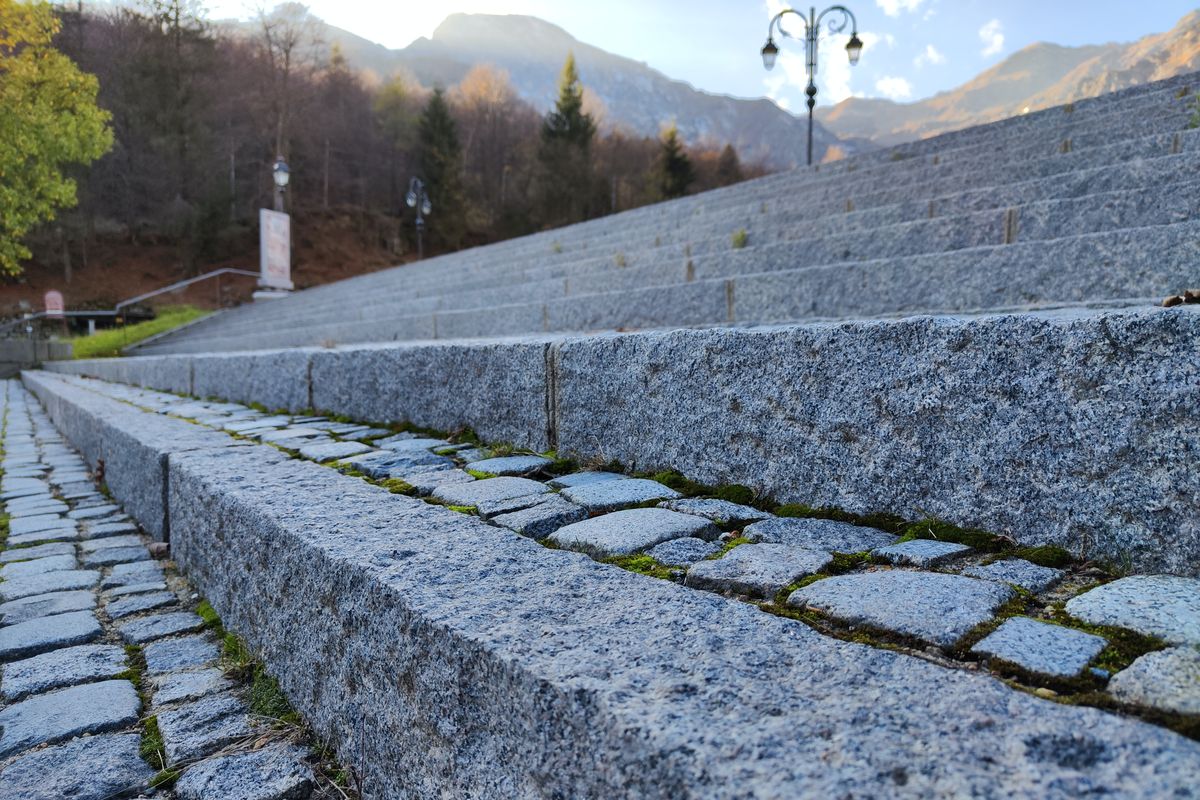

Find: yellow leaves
<box><xmin>0</xmin><ymin>0</ymin><xmax>112</xmax><ymax>274</ymax></box>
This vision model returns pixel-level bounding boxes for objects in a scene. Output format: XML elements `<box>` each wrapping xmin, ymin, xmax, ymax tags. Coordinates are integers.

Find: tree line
<box><xmin>17</xmin><ymin>0</ymin><xmax>768</xmax><ymax>279</ymax></box>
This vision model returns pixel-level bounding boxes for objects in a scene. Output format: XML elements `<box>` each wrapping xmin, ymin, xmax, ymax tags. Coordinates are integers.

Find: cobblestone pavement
<box><xmin>51</xmin><ymin>374</ymin><xmax>1200</xmax><ymax>740</ymax></box>
<box><xmin>0</xmin><ymin>383</ymin><xmax>360</xmax><ymax>800</ymax></box>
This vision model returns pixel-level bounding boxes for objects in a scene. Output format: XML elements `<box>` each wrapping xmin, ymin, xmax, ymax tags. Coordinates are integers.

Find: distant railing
<box><xmin>0</xmin><ymin>268</ymin><xmax>261</xmax><ymax>337</ymax></box>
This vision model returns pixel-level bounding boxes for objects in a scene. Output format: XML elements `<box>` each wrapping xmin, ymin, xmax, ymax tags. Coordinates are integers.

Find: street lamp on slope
<box><xmin>761</xmin><ymin>6</ymin><xmax>863</xmax><ymax>167</ymax></box>
<box><xmin>406</xmin><ymin>177</ymin><xmax>432</xmax><ymax>259</ymax></box>
<box><xmin>272</xmin><ymin>156</ymin><xmax>290</xmax><ymax>212</ymax></box>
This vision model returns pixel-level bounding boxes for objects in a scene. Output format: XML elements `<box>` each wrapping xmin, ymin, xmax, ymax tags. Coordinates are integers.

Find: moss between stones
<box><xmin>898</xmin><ymin>518</ymin><xmax>1014</xmax><ymax>552</ymax></box>
<box><xmin>774</xmin><ymin>503</ymin><xmax>907</xmax><ymax>534</ymax></box>
<box><xmin>195</xmin><ymin>600</ymin><xmax>222</xmax><ymax>631</ymax></box>
<box><xmin>445</xmin><ymin>505</ymin><xmax>478</xmax><ymax>515</ymax></box>
<box><xmin>0</xmin><ymin>513</ymin><xmax>8</xmax><ymax>550</ymax></box>
<box><xmin>641</xmin><ymin>470</ymin><xmax>713</xmax><ymax>498</ymax></box>
<box><xmin>378</xmin><ymin>478</ymin><xmax>416</xmax><ymax>496</ymax></box>
<box><xmin>604</xmin><ymin>553</ymin><xmax>676</xmax><ymax>581</ymax></box>
<box><xmin>1011</xmin><ymin>545</ymin><xmax>1074</xmax><ymax>568</ymax></box>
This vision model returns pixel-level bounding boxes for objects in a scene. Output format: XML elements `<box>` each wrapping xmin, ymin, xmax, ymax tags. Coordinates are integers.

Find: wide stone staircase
<box><xmin>134</xmin><ymin>71</ymin><xmax>1200</xmax><ymax>354</ymax></box>
<box><xmin>6</xmin><ymin>73</ymin><xmax>1200</xmax><ymax>798</ymax></box>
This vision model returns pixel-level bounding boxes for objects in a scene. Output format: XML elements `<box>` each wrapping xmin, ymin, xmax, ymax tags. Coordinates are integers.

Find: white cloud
<box><xmin>760</xmin><ymin>2</ymin><xmax>885</xmax><ymax>108</ymax></box>
<box><xmin>874</xmin><ymin>75</ymin><xmax>913</xmax><ymax>101</ymax></box>
<box><xmin>979</xmin><ymin>19</ymin><xmax>1004</xmax><ymax>57</ymax></box>
<box><xmin>875</xmin><ymin>0</ymin><xmax>925</xmax><ymax>16</ymax></box>
<box><xmin>914</xmin><ymin>44</ymin><xmax>945</xmax><ymax>68</ymax></box>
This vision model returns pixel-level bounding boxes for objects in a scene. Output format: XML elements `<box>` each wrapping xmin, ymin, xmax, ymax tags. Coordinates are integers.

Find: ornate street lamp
<box><xmin>761</xmin><ymin>6</ymin><xmax>863</xmax><ymax>167</ymax></box>
<box><xmin>271</xmin><ymin>156</ymin><xmax>290</xmax><ymax>212</ymax></box>
<box><xmin>406</xmin><ymin>177</ymin><xmax>433</xmax><ymax>259</ymax></box>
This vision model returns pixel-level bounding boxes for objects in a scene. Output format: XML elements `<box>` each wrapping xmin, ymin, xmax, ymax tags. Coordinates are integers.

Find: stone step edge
<box><xmin>19</xmin><ymin>368</ymin><xmax>1200</xmax><ymax>799</ymax></box>
<box><xmin>42</xmin><ymin>302</ymin><xmax>1200</xmax><ymax>575</ymax></box>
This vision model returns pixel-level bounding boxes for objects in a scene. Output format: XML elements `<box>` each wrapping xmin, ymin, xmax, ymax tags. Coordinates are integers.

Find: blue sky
<box><xmin>206</xmin><ymin>1</ymin><xmax>1199</xmax><ymax>109</ymax></box>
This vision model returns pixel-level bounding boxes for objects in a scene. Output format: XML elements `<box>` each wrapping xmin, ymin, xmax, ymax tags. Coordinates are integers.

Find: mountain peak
<box><xmin>431</xmin><ymin>14</ymin><xmax>578</xmax><ymax>49</ymax></box>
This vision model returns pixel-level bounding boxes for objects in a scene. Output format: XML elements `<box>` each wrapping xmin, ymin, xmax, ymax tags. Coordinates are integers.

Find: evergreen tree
<box><xmin>417</xmin><ymin>88</ymin><xmax>466</xmax><ymax>249</ymax></box>
<box><xmin>536</xmin><ymin>53</ymin><xmax>596</xmax><ymax>226</ymax></box>
<box><xmin>655</xmin><ymin>124</ymin><xmax>694</xmax><ymax>200</ymax></box>
<box><xmin>715</xmin><ymin>143</ymin><xmax>743</xmax><ymax>186</ymax></box>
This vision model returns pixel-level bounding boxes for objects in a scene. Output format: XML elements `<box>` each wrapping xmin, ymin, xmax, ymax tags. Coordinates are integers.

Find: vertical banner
<box><xmin>44</xmin><ymin>290</ymin><xmax>64</xmax><ymax>318</ymax></box>
<box><xmin>259</xmin><ymin>209</ymin><xmax>294</xmax><ymax>290</ymax></box>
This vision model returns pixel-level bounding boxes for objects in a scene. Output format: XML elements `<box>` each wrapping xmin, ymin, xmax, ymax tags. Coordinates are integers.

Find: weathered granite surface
<box><xmin>685</xmin><ymin>544</ymin><xmax>831</xmax><ymax>598</ymax></box>
<box><xmin>0</xmin><ymin>589</ymin><xmax>96</xmax><ymax>626</ymax></box>
<box><xmin>0</xmin><ymin>609</ymin><xmax>102</xmax><ymax>660</ymax></box>
<box><xmin>0</xmin><ymin>679</ymin><xmax>140</xmax><ymax>758</ymax></box>
<box><xmin>118</xmin><ymin>611</ymin><xmax>206</xmax><ymax>644</ymax></box>
<box><xmin>143</xmin><ymin>633</ymin><xmax>221</xmax><ymax>675</ymax></box>
<box><xmin>658</xmin><ymin>499</ymin><xmax>772</xmax><ymax>526</ymax></box>
<box><xmin>157</xmin><ymin>692</ymin><xmax>253</xmax><ymax>763</ymax></box>
<box><xmin>646</xmin><ymin>537</ymin><xmax>723</xmax><ymax>566</ymax></box>
<box><xmin>873</xmin><ymin>539</ymin><xmax>972</xmax><ymax>567</ymax></box>
<box><xmin>0</xmin><ymin>733</ymin><xmax>152</xmax><ymax>800</ymax></box>
<box><xmin>490</xmin><ymin>494</ymin><xmax>587</xmax><ymax>539</ymax></box>
<box><xmin>153</xmin><ymin>667</ymin><xmax>235</xmax><ymax>706</ymax></box>
<box><xmin>788</xmin><ymin>571</ymin><xmax>1014</xmax><ymax>647</ymax></box>
<box><xmin>549</xmin><ymin>508</ymin><xmax>719</xmax><ymax>556</ymax></box>
<box><xmin>0</xmin><ymin>570</ymin><xmax>98</xmax><ymax>602</ymax></box>
<box><xmin>0</xmin><ymin>643</ymin><xmax>127</xmax><ymax>700</ymax></box>
<box><xmin>745</xmin><ymin>518</ymin><xmax>895</xmax><ymax>552</ymax></box>
<box><xmin>466</xmin><ymin>455</ymin><xmax>552</xmax><ymax>476</ymax></box>
<box><xmin>174</xmin><ymin>742</ymin><xmax>315</xmax><ymax>800</ymax></box>
<box><xmin>971</xmin><ymin>617</ymin><xmax>1107</xmax><ymax>677</ymax></box>
<box><xmin>962</xmin><ymin>559</ymin><xmax>1065</xmax><ymax>593</ymax></box>
<box><xmin>1108</xmin><ymin>647</ymin><xmax>1200</xmax><ymax>715</ymax></box>
<box><xmin>559</xmin><ymin>478</ymin><xmax>682</xmax><ymax>512</ymax></box>
<box><xmin>1066</xmin><ymin>576</ymin><xmax>1200</xmax><ymax>645</ymax></box>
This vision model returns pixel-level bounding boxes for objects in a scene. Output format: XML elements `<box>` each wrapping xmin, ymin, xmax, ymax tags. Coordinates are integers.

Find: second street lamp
<box><xmin>761</xmin><ymin>5</ymin><xmax>863</xmax><ymax>167</ymax></box>
<box><xmin>406</xmin><ymin>177</ymin><xmax>432</xmax><ymax>259</ymax></box>
<box><xmin>272</xmin><ymin>156</ymin><xmax>289</xmax><ymax>212</ymax></box>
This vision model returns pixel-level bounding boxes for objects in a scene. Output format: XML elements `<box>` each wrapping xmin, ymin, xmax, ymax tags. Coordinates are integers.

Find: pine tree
<box><xmin>536</xmin><ymin>53</ymin><xmax>596</xmax><ymax>226</ymax></box>
<box><xmin>417</xmin><ymin>88</ymin><xmax>466</xmax><ymax>249</ymax></box>
<box><xmin>715</xmin><ymin>144</ymin><xmax>743</xmax><ymax>186</ymax></box>
<box><xmin>655</xmin><ymin>124</ymin><xmax>694</xmax><ymax>200</ymax></box>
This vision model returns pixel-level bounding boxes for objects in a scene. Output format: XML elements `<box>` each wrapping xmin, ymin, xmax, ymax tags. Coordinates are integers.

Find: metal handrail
<box><xmin>0</xmin><ymin>268</ymin><xmax>261</xmax><ymax>336</ymax></box>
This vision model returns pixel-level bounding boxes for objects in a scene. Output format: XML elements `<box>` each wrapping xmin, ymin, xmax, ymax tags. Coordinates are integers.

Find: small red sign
<box><xmin>44</xmin><ymin>290</ymin><xmax>64</xmax><ymax>318</ymax></box>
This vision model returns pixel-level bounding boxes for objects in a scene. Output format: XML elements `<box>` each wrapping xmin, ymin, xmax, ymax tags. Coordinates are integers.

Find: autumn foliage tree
<box><xmin>0</xmin><ymin>0</ymin><xmax>112</xmax><ymax>274</ymax></box>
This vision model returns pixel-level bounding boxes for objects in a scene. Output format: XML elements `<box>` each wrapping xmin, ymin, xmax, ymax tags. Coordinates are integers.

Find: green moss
<box><xmin>248</xmin><ymin>664</ymin><xmax>301</xmax><ymax>725</ymax></box>
<box><xmin>0</xmin><ymin>513</ymin><xmax>8</xmax><ymax>550</ymax></box>
<box><xmin>712</xmin><ymin>484</ymin><xmax>755</xmax><ymax>506</ymax></box>
<box><xmin>605</xmin><ymin>553</ymin><xmax>676</xmax><ymax>580</ymax></box>
<box><xmin>446</xmin><ymin>505</ymin><xmax>477</xmax><ymax>515</ymax></box>
<box><xmin>708</xmin><ymin>536</ymin><xmax>750</xmax><ymax>560</ymax></box>
<box><xmin>247</xmin><ymin>401</ymin><xmax>270</xmax><ymax>413</ymax></box>
<box><xmin>1012</xmin><ymin>545</ymin><xmax>1074</xmax><ymax>568</ymax></box>
<box><xmin>139</xmin><ymin>715</ymin><xmax>167</xmax><ymax>770</ymax></box>
<box><xmin>643</xmin><ymin>470</ymin><xmax>712</xmax><ymax>497</ymax></box>
<box><xmin>1044</xmin><ymin>606</ymin><xmax>1165</xmax><ymax>673</ymax></box>
<box><xmin>543</xmin><ymin>455</ymin><xmax>579</xmax><ymax>476</ymax></box>
<box><xmin>195</xmin><ymin>600</ymin><xmax>222</xmax><ymax>630</ymax></box>
<box><xmin>899</xmin><ymin>518</ymin><xmax>1012</xmax><ymax>552</ymax></box>
<box><xmin>614</xmin><ymin>252</ymin><xmax>628</xmax><ymax>268</ymax></box>
<box><xmin>465</xmin><ymin>469</ymin><xmax>494</xmax><ymax>479</ymax></box>
<box><xmin>379</xmin><ymin>478</ymin><xmax>416</xmax><ymax>495</ymax></box>
<box><xmin>827</xmin><ymin>551</ymin><xmax>873</xmax><ymax>573</ymax></box>
<box><xmin>774</xmin><ymin>503</ymin><xmax>906</xmax><ymax>535</ymax></box>
<box><xmin>149</xmin><ymin>769</ymin><xmax>181</xmax><ymax>789</ymax></box>
<box><xmin>731</xmin><ymin>228</ymin><xmax>748</xmax><ymax>249</ymax></box>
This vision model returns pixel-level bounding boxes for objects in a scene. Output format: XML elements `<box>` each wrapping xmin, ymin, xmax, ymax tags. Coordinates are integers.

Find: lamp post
<box><xmin>761</xmin><ymin>6</ymin><xmax>863</xmax><ymax>167</ymax></box>
<box><xmin>272</xmin><ymin>156</ymin><xmax>289</xmax><ymax>212</ymax></box>
<box><xmin>406</xmin><ymin>177</ymin><xmax>432</xmax><ymax>259</ymax></box>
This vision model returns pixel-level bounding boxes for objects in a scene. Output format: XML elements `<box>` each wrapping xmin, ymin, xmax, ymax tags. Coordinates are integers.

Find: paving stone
<box><xmin>745</xmin><ymin>517</ymin><xmax>897</xmax><ymax>552</ymax></box>
<box><xmin>547</xmin><ymin>471</ymin><xmax>627</xmax><ymax>489</ymax></box>
<box><xmin>788</xmin><ymin>570</ymin><xmax>1015</xmax><ymax>648</ymax></box>
<box><xmin>431</xmin><ymin>476</ymin><xmax>550</xmax><ymax>509</ymax></box>
<box><xmin>8</xmin><ymin>502</ymin><xmax>68</xmax><ymax>519</ymax></box>
<box><xmin>465</xmin><ymin>455</ymin><xmax>553</xmax><ymax>476</ymax></box>
<box><xmin>153</xmin><ymin>666</ymin><xmax>236</xmax><ymax>706</ymax></box>
<box><xmin>67</xmin><ymin>504</ymin><xmax>119</xmax><ymax>520</ymax></box>
<box><xmin>1066</xmin><ymin>576</ymin><xmax>1200</xmax><ymax>646</ymax></box>
<box><xmin>0</xmin><ymin>609</ymin><xmax>101</xmax><ymax>660</ymax></box>
<box><xmin>105</xmin><ymin>580</ymin><xmax>169</xmax><ymax>599</ymax></box>
<box><xmin>0</xmin><ymin>590</ymin><xmax>96</xmax><ymax>626</ymax></box>
<box><xmin>0</xmin><ymin>679</ymin><xmax>140</xmax><ymax>758</ymax></box>
<box><xmin>961</xmin><ymin>559</ymin><xmax>1065</xmax><ymax>593</ymax></box>
<box><xmin>79</xmin><ymin>533</ymin><xmax>144</xmax><ymax>553</ymax></box>
<box><xmin>82</xmin><ymin>520</ymin><xmax>139</xmax><ymax>540</ymax></box>
<box><xmin>1109</xmin><ymin>647</ymin><xmax>1200</xmax><ymax>715</ymax></box>
<box><xmin>157</xmin><ymin>692</ymin><xmax>254</xmax><ymax>763</ymax></box>
<box><xmin>559</xmin><ymin>478</ymin><xmax>682</xmax><ymax>512</ymax></box>
<box><xmin>297</xmin><ymin>440</ymin><xmax>374</xmax><ymax>462</ymax></box>
<box><xmin>402</xmin><ymin>468</ymin><xmax>475</xmax><ymax>495</ymax></box>
<box><xmin>8</xmin><ymin>514</ymin><xmax>72</xmax><ymax>537</ymax></box>
<box><xmin>4</xmin><ymin>493</ymin><xmax>56</xmax><ymax>510</ymax></box>
<box><xmin>0</xmin><ymin>542</ymin><xmax>74</xmax><ymax>563</ymax></box>
<box><xmin>143</xmin><ymin>634</ymin><xmax>220</xmax><ymax>675</ymax></box>
<box><xmin>490</xmin><ymin>494</ymin><xmax>588</xmax><ymax>539</ymax></box>
<box><xmin>69</xmin><ymin>494</ymin><xmax>111</xmax><ymax>508</ymax></box>
<box><xmin>658</xmin><ymin>498</ymin><xmax>772</xmax><ymax>526</ymax></box>
<box><xmin>0</xmin><ymin>554</ymin><xmax>77</xmax><ymax>580</ymax></box>
<box><xmin>341</xmin><ymin>448</ymin><xmax>453</xmax><ymax>478</ymax></box>
<box><xmin>347</xmin><ymin>427</ymin><xmax>392</xmax><ymax>441</ymax></box>
<box><xmin>549</xmin><ymin>508</ymin><xmax>719</xmax><ymax>557</ymax></box>
<box><xmin>102</xmin><ymin>561</ymin><xmax>164</xmax><ymax>589</ymax></box>
<box><xmin>118</xmin><ymin>611</ymin><xmax>206</xmax><ymax>644</ymax></box>
<box><xmin>0</xmin><ymin>569</ymin><xmax>98</xmax><ymax>602</ymax></box>
<box><xmin>379</xmin><ymin>437</ymin><xmax>450</xmax><ymax>452</ymax></box>
<box><xmin>174</xmin><ymin>741</ymin><xmax>315</xmax><ymax>800</ymax></box>
<box><xmin>686</xmin><ymin>544</ymin><xmax>832</xmax><ymax>598</ymax></box>
<box><xmin>645</xmin><ymin>536</ymin><xmax>723</xmax><ymax>565</ymax></box>
<box><xmin>872</xmin><ymin>539</ymin><xmax>972</xmax><ymax>567</ymax></box>
<box><xmin>971</xmin><ymin>617</ymin><xmax>1108</xmax><ymax>677</ymax></box>
<box><xmin>0</xmin><ymin>732</ymin><xmax>152</xmax><ymax>800</ymax></box>
<box><xmin>81</xmin><ymin>544</ymin><xmax>151</xmax><ymax>568</ymax></box>
<box><xmin>6</xmin><ymin>528</ymin><xmax>77</xmax><ymax>547</ymax></box>
<box><xmin>106</xmin><ymin>590</ymin><xmax>179</xmax><ymax>620</ymax></box>
<box><xmin>258</xmin><ymin>427</ymin><xmax>327</xmax><ymax>445</ymax></box>
<box><xmin>0</xmin><ymin>643</ymin><xmax>127</xmax><ymax>700</ymax></box>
